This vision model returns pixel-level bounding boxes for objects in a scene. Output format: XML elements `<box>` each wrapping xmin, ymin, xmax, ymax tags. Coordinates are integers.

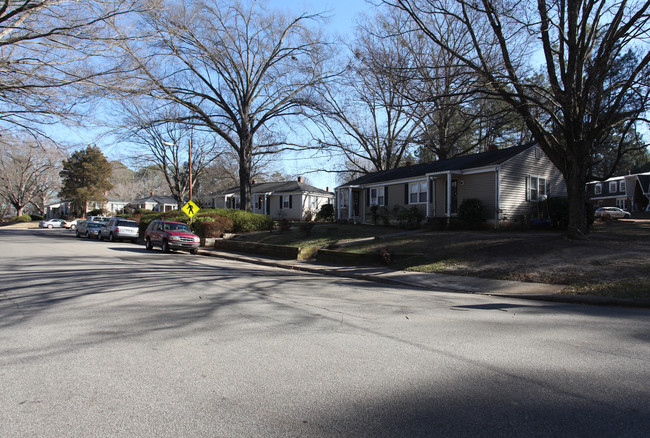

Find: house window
<box><xmin>309</xmin><ymin>196</ymin><xmax>318</xmax><ymax>210</ymax></box>
<box><xmin>409</xmin><ymin>182</ymin><xmax>427</xmax><ymax>204</ymax></box>
<box><xmin>282</xmin><ymin>195</ymin><xmax>291</xmax><ymax>209</ymax></box>
<box><xmin>609</xmin><ymin>181</ymin><xmax>618</xmax><ymax>193</ymax></box>
<box><xmin>369</xmin><ymin>187</ymin><xmax>385</xmax><ymax>206</ymax></box>
<box><xmin>616</xmin><ymin>199</ymin><xmax>626</xmax><ymax>209</ymax></box>
<box><xmin>620</xmin><ymin>180</ymin><xmax>626</xmax><ymax>192</ymax></box>
<box><xmin>594</xmin><ymin>184</ymin><xmax>602</xmax><ymax>195</ymax></box>
<box><xmin>528</xmin><ymin>176</ymin><xmax>547</xmax><ymax>201</ymax></box>
<box><xmin>339</xmin><ymin>191</ymin><xmax>349</xmax><ymax>208</ymax></box>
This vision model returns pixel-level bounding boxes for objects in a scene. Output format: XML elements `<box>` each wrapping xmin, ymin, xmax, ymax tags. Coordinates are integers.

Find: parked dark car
<box><xmin>144</xmin><ymin>220</ymin><xmax>200</xmax><ymax>254</ymax></box>
<box><xmin>100</xmin><ymin>218</ymin><xmax>139</xmax><ymax>242</ymax></box>
<box><xmin>76</xmin><ymin>221</ymin><xmax>105</xmax><ymax>239</ymax></box>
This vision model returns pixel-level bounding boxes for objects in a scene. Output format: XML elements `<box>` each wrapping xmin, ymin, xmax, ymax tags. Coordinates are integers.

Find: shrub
<box><xmin>14</xmin><ymin>214</ymin><xmax>32</xmax><ymax>222</ymax></box>
<box><xmin>458</xmin><ymin>199</ymin><xmax>485</xmax><ymax>224</ymax></box>
<box><xmin>315</xmin><ymin>204</ymin><xmax>335</xmax><ymax>222</ymax></box>
<box><xmin>370</xmin><ymin>205</ymin><xmax>391</xmax><ymax>225</ymax></box>
<box><xmin>193</xmin><ymin>216</ymin><xmax>234</xmax><ymax>238</ymax></box>
<box><xmin>87</xmin><ymin>208</ymin><xmax>105</xmax><ymax>216</ymax></box>
<box><xmin>209</xmin><ymin>208</ymin><xmax>273</xmax><ymax>232</ymax></box>
<box><xmin>392</xmin><ymin>205</ymin><xmax>423</xmax><ymax>229</ymax></box>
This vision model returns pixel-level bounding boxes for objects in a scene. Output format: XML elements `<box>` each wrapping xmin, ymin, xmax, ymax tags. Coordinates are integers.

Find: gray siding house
<box><xmin>211</xmin><ymin>178</ymin><xmax>335</xmax><ymax>220</ymax></box>
<box><xmin>335</xmin><ymin>144</ymin><xmax>567</xmax><ymax>228</ymax></box>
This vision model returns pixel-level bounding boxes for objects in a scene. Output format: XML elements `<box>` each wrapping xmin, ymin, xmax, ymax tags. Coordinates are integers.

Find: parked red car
<box><xmin>144</xmin><ymin>220</ymin><xmax>200</xmax><ymax>254</ymax></box>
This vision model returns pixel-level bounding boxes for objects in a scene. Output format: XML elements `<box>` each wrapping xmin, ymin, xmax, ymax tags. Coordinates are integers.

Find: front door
<box><xmin>352</xmin><ymin>191</ymin><xmax>360</xmax><ymax>217</ymax></box>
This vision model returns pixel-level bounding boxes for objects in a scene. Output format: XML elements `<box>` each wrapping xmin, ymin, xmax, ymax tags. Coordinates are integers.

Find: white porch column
<box><xmin>426</xmin><ymin>177</ymin><xmax>430</xmax><ymax>217</ymax></box>
<box><xmin>348</xmin><ymin>187</ymin><xmax>353</xmax><ymax>220</ymax></box>
<box><xmin>446</xmin><ymin>172</ymin><xmax>452</xmax><ymax>218</ymax></box>
<box><xmin>336</xmin><ymin>190</ymin><xmax>341</xmax><ymax>220</ymax></box>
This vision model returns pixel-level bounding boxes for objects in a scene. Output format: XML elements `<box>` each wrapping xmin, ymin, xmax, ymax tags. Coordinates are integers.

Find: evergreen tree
<box><xmin>59</xmin><ymin>146</ymin><xmax>113</xmax><ymax>217</ymax></box>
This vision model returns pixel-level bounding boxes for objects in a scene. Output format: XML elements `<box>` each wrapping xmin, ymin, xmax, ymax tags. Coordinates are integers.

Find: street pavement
<box><xmin>1</xmin><ymin>227</ymin><xmax>649</xmax><ymax>437</ymax></box>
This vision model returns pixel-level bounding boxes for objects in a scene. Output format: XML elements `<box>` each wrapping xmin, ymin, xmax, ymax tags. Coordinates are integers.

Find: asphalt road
<box><xmin>1</xmin><ymin>228</ymin><xmax>649</xmax><ymax>437</ymax></box>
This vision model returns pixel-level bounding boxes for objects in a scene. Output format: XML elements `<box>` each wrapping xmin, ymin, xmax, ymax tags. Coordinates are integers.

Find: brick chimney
<box><xmin>326</xmin><ymin>186</ymin><xmax>330</xmax><ymax>192</ymax></box>
<box><xmin>298</xmin><ymin>176</ymin><xmax>303</xmax><ymax>183</ymax></box>
<box><xmin>252</xmin><ymin>179</ymin><xmax>257</xmax><ymax>185</ymax></box>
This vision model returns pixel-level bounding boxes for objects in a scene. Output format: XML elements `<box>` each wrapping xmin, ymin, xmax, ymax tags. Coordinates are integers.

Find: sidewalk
<box><xmin>198</xmin><ymin>248</ymin><xmax>650</xmax><ymax>308</ymax></box>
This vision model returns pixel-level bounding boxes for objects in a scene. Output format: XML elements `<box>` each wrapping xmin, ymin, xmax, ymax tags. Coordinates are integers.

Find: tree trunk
<box><xmin>564</xmin><ymin>157</ymin><xmax>589</xmax><ymax>239</ymax></box>
<box><xmin>238</xmin><ymin>133</ymin><xmax>253</xmax><ymax>212</ymax></box>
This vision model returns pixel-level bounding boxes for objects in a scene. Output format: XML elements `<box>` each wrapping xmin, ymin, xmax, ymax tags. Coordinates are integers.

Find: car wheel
<box><xmin>109</xmin><ymin>232</ymin><xmax>115</xmax><ymax>242</ymax></box>
<box><xmin>162</xmin><ymin>240</ymin><xmax>170</xmax><ymax>253</ymax></box>
<box><xmin>87</xmin><ymin>232</ymin><xmax>92</xmax><ymax>239</ymax></box>
<box><xmin>97</xmin><ymin>232</ymin><xmax>103</xmax><ymax>240</ymax></box>
<box><xmin>190</xmin><ymin>248</ymin><xmax>199</xmax><ymax>255</ymax></box>
<box><xmin>47</xmin><ymin>224</ymin><xmax>53</xmax><ymax>229</ymax></box>
<box><xmin>76</xmin><ymin>230</ymin><xmax>80</xmax><ymax>238</ymax></box>
<box><xmin>145</xmin><ymin>237</ymin><xmax>153</xmax><ymax>250</ymax></box>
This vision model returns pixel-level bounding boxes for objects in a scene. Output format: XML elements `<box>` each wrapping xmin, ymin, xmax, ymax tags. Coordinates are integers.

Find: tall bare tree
<box><xmin>387</xmin><ymin>0</ymin><xmax>650</xmax><ymax>237</ymax></box>
<box><xmin>0</xmin><ymin>134</ymin><xmax>62</xmax><ymax>216</ymax></box>
<box><xmin>315</xmin><ymin>11</ymin><xmax>424</xmax><ymax>174</ymax></box>
<box><xmin>0</xmin><ymin>0</ymin><xmax>139</xmax><ymax>135</ymax></box>
<box><xmin>122</xmin><ymin>108</ymin><xmax>223</xmax><ymax>209</ymax></box>
<box><xmin>111</xmin><ymin>0</ymin><xmax>334</xmax><ymax>211</ymax></box>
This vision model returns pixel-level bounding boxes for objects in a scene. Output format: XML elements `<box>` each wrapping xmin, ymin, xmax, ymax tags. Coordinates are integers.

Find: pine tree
<box><xmin>59</xmin><ymin>146</ymin><xmax>113</xmax><ymax>217</ymax></box>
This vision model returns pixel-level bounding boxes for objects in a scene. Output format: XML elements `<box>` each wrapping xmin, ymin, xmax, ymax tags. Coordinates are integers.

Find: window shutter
<box><xmin>429</xmin><ymin>179</ymin><xmax>433</xmax><ymax>203</ymax></box>
<box><xmin>289</xmin><ymin>195</ymin><xmax>293</xmax><ymax>209</ymax></box>
<box><xmin>384</xmin><ymin>187</ymin><xmax>388</xmax><ymax>206</ymax></box>
<box><xmin>525</xmin><ymin>176</ymin><xmax>530</xmax><ymax>201</ymax></box>
<box><xmin>404</xmin><ymin>184</ymin><xmax>409</xmax><ymax>204</ymax></box>
<box><xmin>279</xmin><ymin>196</ymin><xmax>282</xmax><ymax>209</ymax></box>
<box><xmin>366</xmin><ymin>189</ymin><xmax>370</xmax><ymax>206</ymax></box>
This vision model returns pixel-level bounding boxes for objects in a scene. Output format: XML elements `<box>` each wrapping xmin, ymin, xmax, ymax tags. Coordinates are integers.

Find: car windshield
<box><xmin>88</xmin><ymin>223</ymin><xmax>102</xmax><ymax>228</ymax></box>
<box><xmin>163</xmin><ymin>223</ymin><xmax>191</xmax><ymax>232</ymax></box>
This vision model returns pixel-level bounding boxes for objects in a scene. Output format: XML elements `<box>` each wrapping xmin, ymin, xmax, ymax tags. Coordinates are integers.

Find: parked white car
<box><xmin>594</xmin><ymin>207</ymin><xmax>631</xmax><ymax>219</ymax></box>
<box><xmin>39</xmin><ymin>219</ymin><xmax>65</xmax><ymax>229</ymax></box>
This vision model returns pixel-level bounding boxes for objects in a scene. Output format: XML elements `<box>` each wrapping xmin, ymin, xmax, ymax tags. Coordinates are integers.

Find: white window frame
<box><xmin>528</xmin><ymin>176</ymin><xmax>547</xmax><ymax>201</ymax></box>
<box><xmin>409</xmin><ymin>182</ymin><xmax>427</xmax><ymax>204</ymax></box>
<box><xmin>309</xmin><ymin>195</ymin><xmax>318</xmax><ymax>210</ymax></box>
<box><xmin>609</xmin><ymin>181</ymin><xmax>618</xmax><ymax>193</ymax></box>
<box><xmin>620</xmin><ymin>180</ymin><xmax>626</xmax><ymax>192</ymax></box>
<box><xmin>616</xmin><ymin>199</ymin><xmax>626</xmax><ymax>209</ymax></box>
<box><xmin>339</xmin><ymin>191</ymin><xmax>349</xmax><ymax>208</ymax></box>
<box><xmin>369</xmin><ymin>187</ymin><xmax>385</xmax><ymax>206</ymax></box>
<box><xmin>282</xmin><ymin>195</ymin><xmax>291</xmax><ymax>209</ymax></box>
<box><xmin>594</xmin><ymin>184</ymin><xmax>602</xmax><ymax>195</ymax></box>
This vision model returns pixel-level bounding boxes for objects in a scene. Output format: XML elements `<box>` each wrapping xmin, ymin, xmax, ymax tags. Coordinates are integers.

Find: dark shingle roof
<box><xmin>339</xmin><ymin>144</ymin><xmax>534</xmax><ymax>187</ymax></box>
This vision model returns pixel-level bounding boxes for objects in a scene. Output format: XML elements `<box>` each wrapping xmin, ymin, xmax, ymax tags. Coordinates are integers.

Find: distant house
<box><xmin>45</xmin><ymin>195</ymin><xmax>129</xmax><ymax>218</ymax></box>
<box><xmin>587</xmin><ymin>172</ymin><xmax>650</xmax><ymax>212</ymax></box>
<box><xmin>127</xmin><ymin>194</ymin><xmax>178</xmax><ymax>212</ymax></box>
<box><xmin>211</xmin><ymin>177</ymin><xmax>335</xmax><ymax>220</ymax></box>
<box><xmin>335</xmin><ymin>144</ymin><xmax>567</xmax><ymax>228</ymax></box>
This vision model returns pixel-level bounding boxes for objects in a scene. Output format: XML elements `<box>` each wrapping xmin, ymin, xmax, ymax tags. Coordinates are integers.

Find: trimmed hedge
<box><xmin>136</xmin><ymin>208</ymin><xmax>273</xmax><ymax>235</ymax></box>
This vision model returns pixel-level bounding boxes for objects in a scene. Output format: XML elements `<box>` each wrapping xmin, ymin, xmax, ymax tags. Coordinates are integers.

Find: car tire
<box><xmin>162</xmin><ymin>240</ymin><xmax>170</xmax><ymax>253</ymax></box>
<box><xmin>109</xmin><ymin>232</ymin><xmax>115</xmax><ymax>242</ymax></box>
<box><xmin>71</xmin><ymin>225</ymin><xmax>76</xmax><ymax>230</ymax></box>
<box><xmin>47</xmin><ymin>224</ymin><xmax>53</xmax><ymax>229</ymax></box>
<box><xmin>145</xmin><ymin>237</ymin><xmax>153</xmax><ymax>250</ymax></box>
<box><xmin>190</xmin><ymin>248</ymin><xmax>199</xmax><ymax>255</ymax></box>
<box><xmin>98</xmin><ymin>232</ymin><xmax>103</xmax><ymax>240</ymax></box>
<box><xmin>76</xmin><ymin>230</ymin><xmax>80</xmax><ymax>238</ymax></box>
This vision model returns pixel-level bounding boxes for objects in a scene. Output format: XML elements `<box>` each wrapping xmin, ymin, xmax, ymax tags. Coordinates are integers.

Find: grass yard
<box><xmin>237</xmin><ymin>219</ymin><xmax>650</xmax><ymax>299</ymax></box>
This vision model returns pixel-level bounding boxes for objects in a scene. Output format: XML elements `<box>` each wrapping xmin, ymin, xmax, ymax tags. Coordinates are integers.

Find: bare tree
<box><xmin>0</xmin><ymin>134</ymin><xmax>62</xmax><ymax>216</ymax></box>
<box><xmin>0</xmin><ymin>0</ymin><xmax>140</xmax><ymax>135</ymax></box>
<box><xmin>315</xmin><ymin>11</ymin><xmax>425</xmax><ymax>174</ymax></box>
<box><xmin>387</xmin><ymin>0</ymin><xmax>650</xmax><ymax>237</ymax></box>
<box><xmin>122</xmin><ymin>105</ymin><xmax>223</xmax><ymax>209</ymax></box>
<box><xmin>110</xmin><ymin>0</ymin><xmax>335</xmax><ymax>211</ymax></box>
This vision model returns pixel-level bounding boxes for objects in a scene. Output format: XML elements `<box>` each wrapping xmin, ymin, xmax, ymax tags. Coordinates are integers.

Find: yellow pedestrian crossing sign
<box><xmin>182</xmin><ymin>200</ymin><xmax>199</xmax><ymax>218</ymax></box>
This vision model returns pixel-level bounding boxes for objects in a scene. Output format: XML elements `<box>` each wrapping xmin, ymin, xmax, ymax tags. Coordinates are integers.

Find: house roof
<box><xmin>215</xmin><ymin>181</ymin><xmax>334</xmax><ymax>197</ymax></box>
<box><xmin>338</xmin><ymin>144</ymin><xmax>535</xmax><ymax>188</ymax></box>
<box><xmin>128</xmin><ymin>194</ymin><xmax>178</xmax><ymax>205</ymax></box>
